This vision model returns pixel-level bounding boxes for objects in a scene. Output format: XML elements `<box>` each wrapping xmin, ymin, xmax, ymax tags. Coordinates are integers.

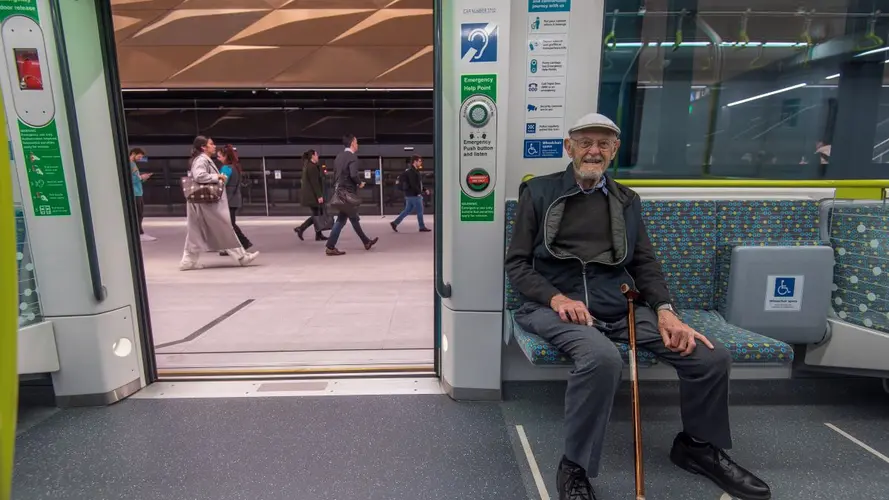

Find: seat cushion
<box><xmin>678</xmin><ymin>310</ymin><xmax>794</xmax><ymax>364</ymax></box>
<box><xmin>508</xmin><ymin>311</ymin><xmax>658</xmax><ymax>366</ymax></box>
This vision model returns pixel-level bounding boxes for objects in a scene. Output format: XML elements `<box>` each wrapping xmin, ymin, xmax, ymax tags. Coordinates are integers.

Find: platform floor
<box><xmin>140</xmin><ymin>217</ymin><xmax>434</xmax><ymax>372</ymax></box>
<box><xmin>13</xmin><ymin>378</ymin><xmax>889</xmax><ymax>499</ymax></box>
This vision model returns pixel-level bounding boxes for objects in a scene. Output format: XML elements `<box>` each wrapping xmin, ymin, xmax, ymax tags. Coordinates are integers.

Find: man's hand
<box><xmin>359</xmin><ymin>182</ymin><xmax>366</xmax><ymax>189</ymax></box>
<box><xmin>550</xmin><ymin>294</ymin><xmax>593</xmax><ymax>326</ymax></box>
<box><xmin>657</xmin><ymin>309</ymin><xmax>714</xmax><ymax>356</ymax></box>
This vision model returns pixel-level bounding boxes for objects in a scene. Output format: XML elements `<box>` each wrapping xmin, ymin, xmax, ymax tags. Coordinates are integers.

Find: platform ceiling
<box><xmin>110</xmin><ymin>0</ymin><xmax>433</xmax><ymax>89</ymax></box>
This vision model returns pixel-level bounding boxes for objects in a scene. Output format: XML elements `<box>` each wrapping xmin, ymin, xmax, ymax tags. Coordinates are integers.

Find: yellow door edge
<box><xmin>0</xmin><ymin>89</ymin><xmax>19</xmax><ymax>500</ymax></box>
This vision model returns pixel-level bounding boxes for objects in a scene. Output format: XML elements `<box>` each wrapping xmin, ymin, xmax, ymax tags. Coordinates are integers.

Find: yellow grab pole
<box><xmin>0</xmin><ymin>90</ymin><xmax>18</xmax><ymax>500</ymax></box>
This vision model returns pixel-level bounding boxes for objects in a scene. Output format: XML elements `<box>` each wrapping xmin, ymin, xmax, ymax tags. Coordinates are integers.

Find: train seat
<box><xmin>503</xmin><ymin>198</ymin><xmax>822</xmax><ymax>367</ymax></box>
<box><xmin>827</xmin><ymin>202</ymin><xmax>889</xmax><ymax>334</ymax></box>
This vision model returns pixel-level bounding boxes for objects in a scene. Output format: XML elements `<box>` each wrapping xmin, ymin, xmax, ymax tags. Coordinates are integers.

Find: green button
<box><xmin>467</xmin><ymin>103</ymin><xmax>489</xmax><ymax>126</ymax></box>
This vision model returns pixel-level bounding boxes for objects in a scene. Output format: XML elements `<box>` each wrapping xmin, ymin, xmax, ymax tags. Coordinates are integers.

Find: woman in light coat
<box><xmin>180</xmin><ymin>135</ymin><xmax>259</xmax><ymax>271</ymax></box>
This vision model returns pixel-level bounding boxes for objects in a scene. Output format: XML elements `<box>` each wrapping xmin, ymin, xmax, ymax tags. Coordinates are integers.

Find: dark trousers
<box><xmin>229</xmin><ymin>207</ymin><xmax>251</xmax><ymax>249</ymax></box>
<box><xmin>135</xmin><ymin>196</ymin><xmax>144</xmax><ymax>234</ymax></box>
<box><xmin>514</xmin><ymin>303</ymin><xmax>733</xmax><ymax>477</ymax></box>
<box><xmin>326</xmin><ymin>211</ymin><xmax>370</xmax><ymax>249</ymax></box>
<box><xmin>297</xmin><ymin>206</ymin><xmax>324</xmax><ymax>235</ymax></box>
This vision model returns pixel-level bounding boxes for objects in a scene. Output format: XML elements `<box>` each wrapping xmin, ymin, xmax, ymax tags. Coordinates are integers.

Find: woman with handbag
<box><xmin>294</xmin><ymin>149</ymin><xmax>329</xmax><ymax>241</ymax></box>
<box><xmin>180</xmin><ymin>136</ymin><xmax>259</xmax><ymax>271</ymax></box>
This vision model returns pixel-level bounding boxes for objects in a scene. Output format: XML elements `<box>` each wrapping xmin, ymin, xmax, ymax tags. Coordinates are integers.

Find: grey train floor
<box><xmin>13</xmin><ymin>378</ymin><xmax>889</xmax><ymax>500</ymax></box>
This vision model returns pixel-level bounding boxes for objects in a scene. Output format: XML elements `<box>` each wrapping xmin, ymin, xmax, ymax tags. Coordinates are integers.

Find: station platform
<box><xmin>13</xmin><ymin>377</ymin><xmax>889</xmax><ymax>499</ymax></box>
<box><xmin>140</xmin><ymin>217</ymin><xmax>434</xmax><ymax>373</ymax></box>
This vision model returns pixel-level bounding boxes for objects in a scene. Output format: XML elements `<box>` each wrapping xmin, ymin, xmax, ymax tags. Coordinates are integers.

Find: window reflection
<box><xmin>599</xmin><ymin>0</ymin><xmax>889</xmax><ymax>179</ymax></box>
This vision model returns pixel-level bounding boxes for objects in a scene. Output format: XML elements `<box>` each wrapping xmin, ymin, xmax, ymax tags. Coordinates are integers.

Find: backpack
<box><xmin>396</xmin><ymin>168</ymin><xmax>410</xmax><ymax>191</ymax></box>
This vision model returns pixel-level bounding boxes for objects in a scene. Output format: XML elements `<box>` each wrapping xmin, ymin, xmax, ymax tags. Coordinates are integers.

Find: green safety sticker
<box><xmin>0</xmin><ymin>0</ymin><xmax>38</xmax><ymax>22</ymax></box>
<box><xmin>19</xmin><ymin>121</ymin><xmax>69</xmax><ymax>216</ymax></box>
<box><xmin>0</xmin><ymin>0</ymin><xmax>71</xmax><ymax>216</ymax></box>
<box><xmin>461</xmin><ymin>74</ymin><xmax>496</xmax><ymax>102</ymax></box>
<box><xmin>460</xmin><ymin>191</ymin><xmax>495</xmax><ymax>222</ymax></box>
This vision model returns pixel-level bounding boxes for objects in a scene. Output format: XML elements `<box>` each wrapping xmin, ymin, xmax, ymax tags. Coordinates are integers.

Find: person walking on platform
<box><xmin>129</xmin><ymin>148</ymin><xmax>156</xmax><ymax>242</ymax></box>
<box><xmin>505</xmin><ymin>113</ymin><xmax>771</xmax><ymax>500</ymax></box>
<box><xmin>294</xmin><ymin>149</ymin><xmax>328</xmax><ymax>241</ymax></box>
<box><xmin>324</xmin><ymin>134</ymin><xmax>378</xmax><ymax>256</ymax></box>
<box><xmin>216</xmin><ymin>144</ymin><xmax>252</xmax><ymax>253</ymax></box>
<box><xmin>180</xmin><ymin>136</ymin><xmax>259</xmax><ymax>271</ymax></box>
<box><xmin>390</xmin><ymin>155</ymin><xmax>431</xmax><ymax>233</ymax></box>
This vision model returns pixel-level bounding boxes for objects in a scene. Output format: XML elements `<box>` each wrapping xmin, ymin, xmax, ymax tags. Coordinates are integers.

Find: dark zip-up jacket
<box><xmin>401</xmin><ymin>167</ymin><xmax>423</xmax><ymax>197</ymax></box>
<box><xmin>505</xmin><ymin>166</ymin><xmax>672</xmax><ymax>321</ymax></box>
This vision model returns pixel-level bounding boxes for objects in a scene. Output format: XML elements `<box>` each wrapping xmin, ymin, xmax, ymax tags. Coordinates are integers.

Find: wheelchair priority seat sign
<box><xmin>764</xmin><ymin>275</ymin><xmax>804</xmax><ymax>311</ymax></box>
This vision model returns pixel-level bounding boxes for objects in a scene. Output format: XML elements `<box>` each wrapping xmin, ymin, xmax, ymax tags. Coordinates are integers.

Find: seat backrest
<box><xmin>827</xmin><ymin>202</ymin><xmax>889</xmax><ymax>333</ymax></box>
<box><xmin>641</xmin><ymin>200</ymin><xmax>718</xmax><ymax>310</ymax></box>
<box><xmin>504</xmin><ymin>200</ymin><xmax>522</xmax><ymax>310</ymax></box>
<box><xmin>504</xmin><ymin>199</ymin><xmax>720</xmax><ymax>310</ymax></box>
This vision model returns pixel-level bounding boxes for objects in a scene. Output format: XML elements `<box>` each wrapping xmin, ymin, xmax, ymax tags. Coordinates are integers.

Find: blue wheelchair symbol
<box><xmin>774</xmin><ymin>278</ymin><xmax>795</xmax><ymax>297</ymax></box>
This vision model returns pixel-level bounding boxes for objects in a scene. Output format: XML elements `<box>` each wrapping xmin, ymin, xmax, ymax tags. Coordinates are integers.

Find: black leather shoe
<box><xmin>670</xmin><ymin>432</ymin><xmax>771</xmax><ymax>500</ymax></box>
<box><xmin>556</xmin><ymin>456</ymin><xmax>596</xmax><ymax>500</ymax></box>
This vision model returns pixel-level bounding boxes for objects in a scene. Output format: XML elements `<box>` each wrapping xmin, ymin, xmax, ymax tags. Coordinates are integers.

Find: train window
<box><xmin>598</xmin><ymin>0</ymin><xmax>889</xmax><ymax>180</ymax></box>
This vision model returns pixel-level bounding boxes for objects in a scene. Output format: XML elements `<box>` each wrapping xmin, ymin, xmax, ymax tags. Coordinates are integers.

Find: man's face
<box><xmin>206</xmin><ymin>139</ymin><xmax>216</xmax><ymax>155</ymax></box>
<box><xmin>564</xmin><ymin>128</ymin><xmax>619</xmax><ymax>183</ymax></box>
<box><xmin>352</xmin><ymin>138</ymin><xmax>359</xmax><ymax>152</ymax></box>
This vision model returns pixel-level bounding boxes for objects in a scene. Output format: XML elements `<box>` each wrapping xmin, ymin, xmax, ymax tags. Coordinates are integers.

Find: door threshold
<box><xmin>157</xmin><ymin>364</ymin><xmax>435</xmax><ymax>381</ymax></box>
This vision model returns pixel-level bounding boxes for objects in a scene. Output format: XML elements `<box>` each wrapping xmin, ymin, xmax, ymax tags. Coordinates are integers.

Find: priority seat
<box><xmin>503</xmin><ymin>199</ymin><xmax>815</xmax><ymax>367</ymax></box>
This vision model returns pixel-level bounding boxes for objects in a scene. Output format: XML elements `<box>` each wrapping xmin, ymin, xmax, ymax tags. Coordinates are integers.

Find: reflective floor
<box><xmin>140</xmin><ymin>216</ymin><xmax>434</xmax><ymax>372</ymax></box>
<box><xmin>13</xmin><ymin>378</ymin><xmax>889</xmax><ymax>500</ymax></box>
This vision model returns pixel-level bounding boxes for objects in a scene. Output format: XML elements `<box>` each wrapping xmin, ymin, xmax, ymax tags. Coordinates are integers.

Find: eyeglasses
<box><xmin>571</xmin><ymin>138</ymin><xmax>614</xmax><ymax>151</ymax></box>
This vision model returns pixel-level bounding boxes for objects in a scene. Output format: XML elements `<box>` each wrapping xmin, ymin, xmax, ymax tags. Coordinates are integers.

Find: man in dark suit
<box><xmin>325</xmin><ymin>134</ymin><xmax>378</xmax><ymax>256</ymax></box>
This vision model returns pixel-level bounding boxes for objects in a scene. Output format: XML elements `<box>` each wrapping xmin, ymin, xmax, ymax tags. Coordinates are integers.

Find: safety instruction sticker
<box><xmin>524</xmin><ymin>0</ymin><xmax>570</xmax><ymax>159</ymax></box>
<box><xmin>764</xmin><ymin>275</ymin><xmax>804</xmax><ymax>311</ymax></box>
<box><xmin>0</xmin><ymin>0</ymin><xmax>71</xmax><ymax>216</ymax></box>
<box><xmin>459</xmin><ymin>74</ymin><xmax>496</xmax><ymax>222</ymax></box>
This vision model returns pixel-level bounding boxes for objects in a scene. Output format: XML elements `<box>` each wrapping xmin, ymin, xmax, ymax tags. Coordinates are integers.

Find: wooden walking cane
<box><xmin>620</xmin><ymin>283</ymin><xmax>645</xmax><ymax>500</ymax></box>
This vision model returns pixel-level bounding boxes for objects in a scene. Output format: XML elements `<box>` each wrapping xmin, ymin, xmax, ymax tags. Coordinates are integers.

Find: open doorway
<box><xmin>110</xmin><ymin>3</ymin><xmax>438</xmax><ymax>377</ymax></box>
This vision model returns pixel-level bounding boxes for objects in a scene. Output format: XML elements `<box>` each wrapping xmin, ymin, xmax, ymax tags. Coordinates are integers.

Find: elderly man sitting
<box><xmin>505</xmin><ymin>113</ymin><xmax>771</xmax><ymax>500</ymax></box>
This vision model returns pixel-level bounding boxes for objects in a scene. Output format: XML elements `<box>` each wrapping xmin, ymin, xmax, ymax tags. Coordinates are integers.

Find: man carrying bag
<box><xmin>324</xmin><ymin>134</ymin><xmax>378</xmax><ymax>256</ymax></box>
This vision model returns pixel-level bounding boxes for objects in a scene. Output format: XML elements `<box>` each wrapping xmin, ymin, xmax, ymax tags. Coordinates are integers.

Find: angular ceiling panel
<box><xmin>387</xmin><ymin>0</ymin><xmax>433</xmax><ymax>8</ymax></box>
<box><xmin>369</xmin><ymin>46</ymin><xmax>432</xmax><ymax>87</ymax></box>
<box><xmin>111</xmin><ymin>0</ymin><xmax>186</xmax><ymax>11</ymax></box>
<box><xmin>122</xmin><ymin>9</ymin><xmax>270</xmax><ymax>46</ymax></box>
<box><xmin>280</xmin><ymin>0</ymin><xmax>395</xmax><ymax>8</ymax></box>
<box><xmin>112</xmin><ymin>0</ymin><xmax>433</xmax><ymax>88</ymax></box>
<box><xmin>272</xmin><ymin>46</ymin><xmax>422</xmax><ymax>86</ymax></box>
<box><xmin>227</xmin><ymin>9</ymin><xmax>375</xmax><ymax>46</ymax></box>
<box><xmin>329</xmin><ymin>9</ymin><xmax>431</xmax><ymax>46</ymax></box>
<box><xmin>112</xmin><ymin>10</ymin><xmax>169</xmax><ymax>42</ymax></box>
<box><xmin>166</xmin><ymin>46</ymin><xmax>318</xmax><ymax>87</ymax></box>
<box><xmin>116</xmin><ymin>46</ymin><xmax>210</xmax><ymax>84</ymax></box>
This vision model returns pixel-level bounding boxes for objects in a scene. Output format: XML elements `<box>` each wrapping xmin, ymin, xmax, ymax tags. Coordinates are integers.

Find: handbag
<box><xmin>328</xmin><ymin>184</ymin><xmax>362</xmax><ymax>212</ymax></box>
<box><xmin>181</xmin><ymin>175</ymin><xmax>223</xmax><ymax>204</ymax></box>
<box><xmin>312</xmin><ymin>206</ymin><xmax>335</xmax><ymax>231</ymax></box>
